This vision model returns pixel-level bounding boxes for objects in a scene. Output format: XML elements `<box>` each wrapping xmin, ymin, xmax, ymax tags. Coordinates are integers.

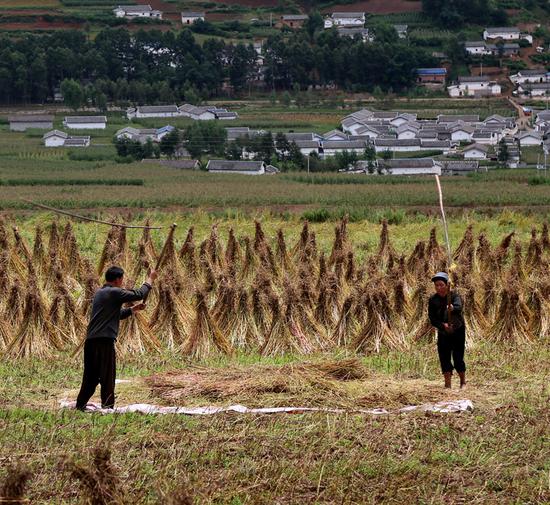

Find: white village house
<box><xmin>463</xmin><ymin>143</ymin><xmax>489</xmax><ymax>160</ymax></box>
<box><xmin>63</xmin><ymin>116</ymin><xmax>107</xmax><ymax>130</ymax></box>
<box><xmin>447</xmin><ymin>76</ymin><xmax>501</xmax><ymax>97</ymax></box>
<box><xmin>43</xmin><ymin>130</ymin><xmax>68</xmax><ymax>147</ymax></box>
<box><xmin>324</xmin><ymin>12</ymin><xmax>365</xmax><ymax>29</ymax></box>
<box><xmin>516</xmin><ymin>82</ymin><xmax>550</xmax><ymax>98</ymax></box>
<box><xmin>510</xmin><ymin>69</ymin><xmax>549</xmax><ymax>85</ymax></box>
<box><xmin>113</xmin><ymin>5</ymin><xmax>162</xmax><ymax>19</ymax></box>
<box><xmin>464</xmin><ymin>41</ymin><xmax>492</xmax><ymax>56</ymax></box>
<box><xmin>517</xmin><ymin>131</ymin><xmax>542</xmax><ymax>146</ymax></box>
<box><xmin>483</xmin><ymin>27</ymin><xmax>520</xmax><ymax>41</ymax></box>
<box><xmin>181</xmin><ymin>12</ymin><xmax>205</xmax><ymax>25</ymax></box>
<box><xmin>8</xmin><ymin>114</ymin><xmax>54</xmax><ymax>132</ymax></box>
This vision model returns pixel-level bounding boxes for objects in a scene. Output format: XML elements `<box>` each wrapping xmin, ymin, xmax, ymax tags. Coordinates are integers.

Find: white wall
<box><xmin>44</xmin><ymin>136</ymin><xmax>65</xmax><ymax>147</ymax></box>
<box><xmin>464</xmin><ymin>149</ymin><xmax>487</xmax><ymax>159</ymax></box>
<box><xmin>65</xmin><ymin>122</ymin><xmax>105</xmax><ymax>129</ymax></box>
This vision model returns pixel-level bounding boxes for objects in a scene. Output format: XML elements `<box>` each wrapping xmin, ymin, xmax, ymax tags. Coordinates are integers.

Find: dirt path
<box><xmin>508</xmin><ymin>97</ymin><xmax>532</xmax><ymax>130</ymax></box>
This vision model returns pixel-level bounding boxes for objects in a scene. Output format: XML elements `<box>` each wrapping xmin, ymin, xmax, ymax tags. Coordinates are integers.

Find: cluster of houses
<box><xmin>8</xmin><ymin>114</ymin><xmax>108</xmax><ymax>148</ymax></box>
<box><xmin>243</xmin><ymin>11</ymin><xmax>407</xmax><ymax>45</ymax></box>
<box><xmin>339</xmin><ymin>108</ymin><xmax>523</xmax><ymax>157</ymax></box>
<box><xmin>126</xmin><ymin>104</ymin><xmax>238</xmax><ymax>121</ymax></box>
<box><xmin>113</xmin><ymin>5</ymin><xmax>206</xmax><ymax>25</ymax></box>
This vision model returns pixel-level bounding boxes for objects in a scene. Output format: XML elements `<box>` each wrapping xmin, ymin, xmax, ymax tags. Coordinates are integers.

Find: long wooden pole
<box><xmin>21</xmin><ymin>199</ymin><xmax>164</xmax><ymax>230</ymax></box>
<box><xmin>434</xmin><ymin>175</ymin><xmax>454</xmax><ymax>326</ymax></box>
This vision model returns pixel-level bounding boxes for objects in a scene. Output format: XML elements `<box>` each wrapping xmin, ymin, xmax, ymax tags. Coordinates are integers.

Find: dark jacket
<box><xmin>428</xmin><ymin>290</ymin><xmax>464</xmax><ymax>335</ymax></box>
<box><xmin>86</xmin><ymin>283</ymin><xmax>151</xmax><ymax>340</ymax></box>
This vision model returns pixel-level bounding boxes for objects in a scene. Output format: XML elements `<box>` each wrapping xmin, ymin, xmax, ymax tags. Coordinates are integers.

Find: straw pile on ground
<box><xmin>0</xmin><ymin>217</ymin><xmax>548</xmax><ymax>359</ymax></box>
<box><xmin>146</xmin><ymin>358</ymin><xmax>367</xmax><ymax>406</ymax></box>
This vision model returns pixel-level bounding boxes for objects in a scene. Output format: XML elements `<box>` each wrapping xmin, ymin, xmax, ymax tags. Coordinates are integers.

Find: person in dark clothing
<box><xmin>428</xmin><ymin>271</ymin><xmax>466</xmax><ymax>389</ymax></box>
<box><xmin>76</xmin><ymin>265</ymin><xmax>157</xmax><ymax>410</ymax></box>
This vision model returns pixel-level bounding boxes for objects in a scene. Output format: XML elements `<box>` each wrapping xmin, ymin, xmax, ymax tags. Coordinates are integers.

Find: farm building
<box><xmin>324</xmin><ymin>12</ymin><xmax>365</xmax><ymax>29</ymax></box>
<box><xmin>440</xmin><ymin>160</ymin><xmax>482</xmax><ymax>175</ymax></box>
<box><xmin>63</xmin><ymin>136</ymin><xmax>90</xmax><ymax>148</ymax></box>
<box><xmin>416</xmin><ymin>68</ymin><xmax>447</xmax><ymax>85</ymax></box>
<box><xmin>374</xmin><ymin>158</ymin><xmax>441</xmax><ymax>176</ymax></box>
<box><xmin>113</xmin><ymin>5</ymin><xmax>162</xmax><ymax>18</ymax></box>
<box><xmin>127</xmin><ymin>105</ymin><xmax>181</xmax><ymax>119</ymax></box>
<box><xmin>181</xmin><ymin>12</ymin><xmax>205</xmax><ymax>25</ymax></box>
<box><xmin>63</xmin><ymin>116</ymin><xmax>107</xmax><ymax>130</ymax></box>
<box><xmin>8</xmin><ymin>114</ymin><xmax>54</xmax><ymax>132</ymax></box>
<box><xmin>43</xmin><ymin>130</ymin><xmax>68</xmax><ymax>147</ymax></box>
<box><xmin>463</xmin><ymin>143</ymin><xmax>489</xmax><ymax>159</ymax></box>
<box><xmin>483</xmin><ymin>27</ymin><xmax>520</xmax><ymax>41</ymax></box>
<box><xmin>279</xmin><ymin>15</ymin><xmax>308</xmax><ymax>29</ymax></box>
<box><xmin>206</xmin><ymin>160</ymin><xmax>277</xmax><ymax>175</ymax></box>
<box><xmin>115</xmin><ymin>126</ymin><xmax>173</xmax><ymax>144</ymax></box>
<box><xmin>447</xmin><ymin>76</ymin><xmax>501</xmax><ymax>97</ymax></box>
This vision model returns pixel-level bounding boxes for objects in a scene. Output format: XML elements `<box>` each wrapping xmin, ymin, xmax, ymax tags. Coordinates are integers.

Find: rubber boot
<box><xmin>458</xmin><ymin>372</ymin><xmax>466</xmax><ymax>389</ymax></box>
<box><xmin>443</xmin><ymin>372</ymin><xmax>452</xmax><ymax>389</ymax></box>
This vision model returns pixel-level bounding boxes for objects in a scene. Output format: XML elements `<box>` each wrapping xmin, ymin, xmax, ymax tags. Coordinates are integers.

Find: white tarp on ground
<box><xmin>60</xmin><ymin>399</ymin><xmax>473</xmax><ymax>416</ymax></box>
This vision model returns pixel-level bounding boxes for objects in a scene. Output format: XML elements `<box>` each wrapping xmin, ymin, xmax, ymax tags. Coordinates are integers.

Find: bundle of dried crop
<box><xmin>5</xmin><ymin>281</ymin><xmax>62</xmax><ymax>358</ymax></box>
<box><xmin>182</xmin><ymin>290</ymin><xmax>233</xmax><ymax>359</ymax></box>
<box><xmin>489</xmin><ymin>283</ymin><xmax>533</xmax><ymax>345</ymax></box>
<box><xmin>150</xmin><ymin>280</ymin><xmax>192</xmax><ymax>350</ymax></box>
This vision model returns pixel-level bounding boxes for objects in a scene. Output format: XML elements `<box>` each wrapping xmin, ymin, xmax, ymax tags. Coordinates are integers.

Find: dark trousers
<box><xmin>76</xmin><ymin>338</ymin><xmax>116</xmax><ymax>409</ymax></box>
<box><xmin>437</xmin><ymin>326</ymin><xmax>466</xmax><ymax>374</ymax></box>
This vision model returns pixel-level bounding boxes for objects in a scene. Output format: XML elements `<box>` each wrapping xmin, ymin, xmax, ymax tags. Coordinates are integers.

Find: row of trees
<box><xmin>0</xmin><ymin>22</ymin><xmax>435</xmax><ymax>104</ymax></box>
<box><xmin>421</xmin><ymin>0</ymin><xmax>508</xmax><ymax>28</ymax></box>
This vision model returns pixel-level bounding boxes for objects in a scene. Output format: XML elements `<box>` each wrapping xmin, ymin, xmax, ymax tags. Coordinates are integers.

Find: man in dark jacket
<box><xmin>428</xmin><ymin>271</ymin><xmax>466</xmax><ymax>389</ymax></box>
<box><xmin>76</xmin><ymin>265</ymin><xmax>157</xmax><ymax>410</ymax></box>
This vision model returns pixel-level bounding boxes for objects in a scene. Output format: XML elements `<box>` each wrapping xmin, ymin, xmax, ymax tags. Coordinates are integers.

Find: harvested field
<box><xmin>0</xmin><ymin>0</ymin><xmax>59</xmax><ymax>6</ymax></box>
<box><xmin>323</xmin><ymin>0</ymin><xmax>421</xmax><ymax>14</ymax></box>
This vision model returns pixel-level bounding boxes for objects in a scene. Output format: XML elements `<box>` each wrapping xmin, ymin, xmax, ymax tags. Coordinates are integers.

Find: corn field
<box><xmin>0</xmin><ymin>217</ymin><xmax>549</xmax><ymax>360</ymax></box>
